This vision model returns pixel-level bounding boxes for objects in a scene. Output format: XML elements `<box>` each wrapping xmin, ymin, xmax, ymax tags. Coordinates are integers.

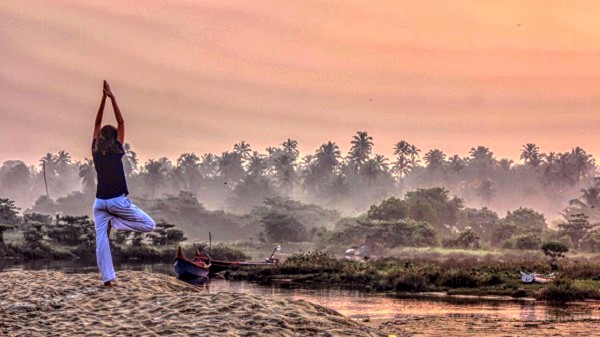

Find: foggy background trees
<box><xmin>1</xmin><ymin>130</ymin><xmax>600</xmax><ymax>252</ymax></box>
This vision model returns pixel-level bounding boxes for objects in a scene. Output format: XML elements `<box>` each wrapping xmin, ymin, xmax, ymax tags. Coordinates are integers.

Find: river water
<box><xmin>1</xmin><ymin>260</ymin><xmax>599</xmax><ymax>322</ymax></box>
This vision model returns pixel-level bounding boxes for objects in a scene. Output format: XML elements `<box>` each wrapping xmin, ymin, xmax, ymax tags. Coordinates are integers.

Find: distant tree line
<box><xmin>1</xmin><ymin>133</ymin><xmax>597</xmax><ymax>219</ymax></box>
<box><xmin>317</xmin><ymin>188</ymin><xmax>600</xmax><ymax>254</ymax></box>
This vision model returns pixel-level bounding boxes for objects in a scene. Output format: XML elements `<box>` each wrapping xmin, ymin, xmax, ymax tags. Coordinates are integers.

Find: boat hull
<box><xmin>173</xmin><ymin>247</ymin><xmax>210</xmax><ymax>284</ymax></box>
<box><xmin>196</xmin><ymin>255</ymin><xmax>275</xmax><ymax>275</ymax></box>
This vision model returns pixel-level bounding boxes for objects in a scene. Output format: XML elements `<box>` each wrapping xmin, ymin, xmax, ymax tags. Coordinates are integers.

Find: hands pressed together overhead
<box><xmin>103</xmin><ymin>80</ymin><xmax>114</xmax><ymax>99</ymax></box>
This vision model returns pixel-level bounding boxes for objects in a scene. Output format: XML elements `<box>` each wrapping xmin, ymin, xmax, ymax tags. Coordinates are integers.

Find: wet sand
<box><xmin>365</xmin><ymin>315</ymin><xmax>600</xmax><ymax>337</ymax></box>
<box><xmin>0</xmin><ymin>271</ymin><xmax>384</xmax><ymax>336</ymax></box>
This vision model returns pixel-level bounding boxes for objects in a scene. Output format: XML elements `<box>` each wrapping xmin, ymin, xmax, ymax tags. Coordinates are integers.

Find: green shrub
<box><xmin>146</xmin><ymin>221</ymin><xmax>187</xmax><ymax>246</ymax></box>
<box><xmin>541</xmin><ymin>241</ymin><xmax>569</xmax><ymax>259</ymax></box>
<box><xmin>442</xmin><ymin>229</ymin><xmax>480</xmax><ymax>249</ymax></box>
<box><xmin>260</xmin><ymin>212</ymin><xmax>307</xmax><ymax>243</ymax></box>
<box><xmin>514</xmin><ymin>234</ymin><xmax>542</xmax><ymax>250</ymax></box>
<box><xmin>47</xmin><ymin>215</ymin><xmax>94</xmax><ymax>246</ymax></box>
<box><xmin>195</xmin><ymin>243</ymin><xmax>250</xmax><ymax>261</ymax></box>
<box><xmin>440</xmin><ymin>270</ymin><xmax>480</xmax><ymax>288</ymax></box>
<box><xmin>537</xmin><ymin>277</ymin><xmax>586</xmax><ymax>301</ymax></box>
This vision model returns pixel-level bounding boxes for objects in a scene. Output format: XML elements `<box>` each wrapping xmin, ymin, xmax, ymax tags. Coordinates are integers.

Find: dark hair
<box><xmin>94</xmin><ymin>125</ymin><xmax>123</xmax><ymax>155</ymax></box>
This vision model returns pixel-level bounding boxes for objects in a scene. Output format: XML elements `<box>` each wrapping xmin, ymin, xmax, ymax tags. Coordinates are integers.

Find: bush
<box><xmin>541</xmin><ymin>241</ymin><xmax>569</xmax><ymax>259</ymax></box>
<box><xmin>537</xmin><ymin>277</ymin><xmax>586</xmax><ymax>301</ymax></box>
<box><xmin>442</xmin><ymin>229</ymin><xmax>480</xmax><ymax>249</ymax></box>
<box><xmin>491</xmin><ymin>221</ymin><xmax>517</xmax><ymax>247</ymax></box>
<box><xmin>146</xmin><ymin>221</ymin><xmax>187</xmax><ymax>246</ymax></box>
<box><xmin>21</xmin><ymin>213</ymin><xmax>51</xmax><ymax>245</ymax></box>
<box><xmin>514</xmin><ymin>234</ymin><xmax>542</xmax><ymax>250</ymax></box>
<box><xmin>581</xmin><ymin>229</ymin><xmax>600</xmax><ymax>253</ymax></box>
<box><xmin>367</xmin><ymin>197</ymin><xmax>407</xmax><ymax>221</ymax></box>
<box><xmin>195</xmin><ymin>243</ymin><xmax>250</xmax><ymax>261</ymax></box>
<box><xmin>260</xmin><ymin>212</ymin><xmax>307</xmax><ymax>243</ymax></box>
<box><xmin>393</xmin><ymin>274</ymin><xmax>428</xmax><ymax>292</ymax></box>
<box><xmin>47</xmin><ymin>215</ymin><xmax>94</xmax><ymax>246</ymax></box>
<box><xmin>440</xmin><ymin>270</ymin><xmax>480</xmax><ymax>288</ymax></box>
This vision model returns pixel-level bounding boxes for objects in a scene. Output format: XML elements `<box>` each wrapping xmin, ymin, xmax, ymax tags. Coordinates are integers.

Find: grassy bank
<box><xmin>2</xmin><ymin>241</ymin><xmax>249</xmax><ymax>264</ymax></box>
<box><xmin>228</xmin><ymin>251</ymin><xmax>600</xmax><ymax>301</ymax></box>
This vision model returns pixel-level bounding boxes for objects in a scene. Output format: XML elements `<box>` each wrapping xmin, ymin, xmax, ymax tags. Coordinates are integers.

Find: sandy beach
<box><xmin>1</xmin><ymin>271</ymin><xmax>598</xmax><ymax>337</ymax></box>
<box><xmin>365</xmin><ymin>314</ymin><xmax>600</xmax><ymax>337</ymax></box>
<box><xmin>0</xmin><ymin>271</ymin><xmax>384</xmax><ymax>337</ymax></box>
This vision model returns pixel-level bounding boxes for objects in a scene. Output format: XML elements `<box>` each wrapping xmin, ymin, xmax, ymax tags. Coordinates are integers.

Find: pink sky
<box><xmin>2</xmin><ymin>0</ymin><xmax>600</xmax><ymax>166</ymax></box>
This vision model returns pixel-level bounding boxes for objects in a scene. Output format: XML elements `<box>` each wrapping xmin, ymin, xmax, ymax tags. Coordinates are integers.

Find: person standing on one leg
<box><xmin>92</xmin><ymin>80</ymin><xmax>156</xmax><ymax>286</ymax></box>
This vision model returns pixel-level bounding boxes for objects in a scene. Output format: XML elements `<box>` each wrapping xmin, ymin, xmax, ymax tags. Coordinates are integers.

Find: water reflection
<box><xmin>1</xmin><ymin>261</ymin><xmax>597</xmax><ymax>322</ymax></box>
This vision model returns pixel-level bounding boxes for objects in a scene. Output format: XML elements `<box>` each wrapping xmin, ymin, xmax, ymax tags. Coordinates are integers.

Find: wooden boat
<box><xmin>173</xmin><ymin>246</ymin><xmax>211</xmax><ymax>284</ymax></box>
<box><xmin>196</xmin><ymin>254</ymin><xmax>278</xmax><ymax>275</ymax></box>
<box><xmin>196</xmin><ymin>245</ymin><xmax>281</xmax><ymax>275</ymax></box>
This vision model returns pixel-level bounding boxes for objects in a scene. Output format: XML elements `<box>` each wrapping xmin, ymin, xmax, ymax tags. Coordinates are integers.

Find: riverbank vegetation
<box><xmin>228</xmin><ymin>251</ymin><xmax>600</xmax><ymax>301</ymax></box>
<box><xmin>0</xmin><ymin>197</ymin><xmax>247</xmax><ymax>263</ymax></box>
<box><xmin>2</xmin><ymin>134</ymin><xmax>600</xmax><ymax>300</ymax></box>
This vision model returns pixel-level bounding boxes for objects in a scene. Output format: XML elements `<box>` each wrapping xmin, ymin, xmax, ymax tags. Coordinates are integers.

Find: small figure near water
<box><xmin>520</xmin><ymin>271</ymin><xmax>555</xmax><ymax>284</ymax></box>
<box><xmin>344</xmin><ymin>243</ymin><xmax>370</xmax><ymax>260</ymax></box>
<box><xmin>92</xmin><ymin>81</ymin><xmax>156</xmax><ymax>286</ymax></box>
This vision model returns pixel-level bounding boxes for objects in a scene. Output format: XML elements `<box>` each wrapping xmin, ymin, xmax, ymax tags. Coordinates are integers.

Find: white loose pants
<box><xmin>93</xmin><ymin>195</ymin><xmax>155</xmax><ymax>282</ymax></box>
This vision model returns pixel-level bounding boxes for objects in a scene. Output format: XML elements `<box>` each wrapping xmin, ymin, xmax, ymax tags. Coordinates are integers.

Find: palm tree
<box><xmin>543</xmin><ymin>152</ymin><xmax>558</xmax><ymax>165</ymax></box>
<box><xmin>393</xmin><ymin>141</ymin><xmax>411</xmax><ymax>157</ymax></box>
<box><xmin>498</xmin><ymin>158</ymin><xmax>514</xmax><ymax>172</ymax></box>
<box><xmin>281</xmin><ymin>139</ymin><xmax>300</xmax><ymax>160</ymax></box>
<box><xmin>475</xmin><ymin>178</ymin><xmax>495</xmax><ymax>206</ymax></box>
<box><xmin>233</xmin><ymin>141</ymin><xmax>252</xmax><ymax>161</ymax></box>
<box><xmin>39</xmin><ymin>153</ymin><xmax>57</xmax><ymax>197</ymax></box>
<box><xmin>122</xmin><ymin>143</ymin><xmax>139</xmax><ymax>177</ymax></box>
<box><xmin>520</xmin><ymin>143</ymin><xmax>541</xmax><ymax>167</ymax></box>
<box><xmin>566</xmin><ymin>186</ymin><xmax>600</xmax><ymax>223</ymax></box>
<box><xmin>362</xmin><ymin>157</ymin><xmax>387</xmax><ymax>187</ymax></box>
<box><xmin>326</xmin><ymin>173</ymin><xmax>349</xmax><ymax>204</ymax></box>
<box><xmin>218</xmin><ymin>151</ymin><xmax>245</xmax><ymax>185</ymax></box>
<box><xmin>39</xmin><ymin>153</ymin><xmax>57</xmax><ymax>176</ymax></box>
<box><xmin>373</xmin><ymin>154</ymin><xmax>389</xmax><ymax>172</ymax></box>
<box><xmin>315</xmin><ymin>142</ymin><xmax>341</xmax><ymax>175</ymax></box>
<box><xmin>158</xmin><ymin>157</ymin><xmax>174</xmax><ymax>171</ymax></box>
<box><xmin>550</xmin><ymin>152</ymin><xmax>577</xmax><ymax>188</ymax></box>
<box><xmin>55</xmin><ymin>150</ymin><xmax>72</xmax><ymax>173</ymax></box>
<box><xmin>78</xmin><ymin>158</ymin><xmax>96</xmax><ymax>193</ymax></box>
<box><xmin>177</xmin><ymin>153</ymin><xmax>200</xmax><ymax>169</ymax></box>
<box><xmin>448</xmin><ymin>155</ymin><xmax>465</xmax><ymax>173</ymax></box>
<box><xmin>200</xmin><ymin>153</ymin><xmax>218</xmax><ymax>178</ymax></box>
<box><xmin>273</xmin><ymin>153</ymin><xmax>296</xmax><ymax>196</ymax></box>
<box><xmin>572</xmin><ymin>187</ymin><xmax>600</xmax><ymax>209</ymax></box>
<box><xmin>570</xmin><ymin>146</ymin><xmax>594</xmax><ymax>182</ymax></box>
<box><xmin>142</xmin><ymin>159</ymin><xmax>167</xmax><ymax>197</ymax></box>
<box><xmin>246</xmin><ymin>151</ymin><xmax>267</xmax><ymax>178</ymax></box>
<box><xmin>265</xmin><ymin>147</ymin><xmax>279</xmax><ymax>156</ymax></box>
<box><xmin>176</xmin><ymin>153</ymin><xmax>200</xmax><ymax>191</ymax></box>
<box><xmin>299</xmin><ymin>154</ymin><xmax>315</xmax><ymax>171</ymax></box>
<box><xmin>408</xmin><ymin>144</ymin><xmax>421</xmax><ymax>166</ymax></box>
<box><xmin>469</xmin><ymin>146</ymin><xmax>495</xmax><ymax>178</ymax></box>
<box><xmin>424</xmin><ymin>149</ymin><xmax>446</xmax><ymax>170</ymax></box>
<box><xmin>392</xmin><ymin>140</ymin><xmax>414</xmax><ymax>195</ymax></box>
<box><xmin>301</xmin><ymin>164</ymin><xmax>321</xmax><ymax>195</ymax></box>
<box><xmin>347</xmin><ymin>131</ymin><xmax>373</xmax><ymax>172</ymax></box>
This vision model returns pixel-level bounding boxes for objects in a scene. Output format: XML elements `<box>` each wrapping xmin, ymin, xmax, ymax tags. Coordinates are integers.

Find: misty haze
<box><xmin>2</xmin><ymin>1</ymin><xmax>600</xmax><ymax>337</ymax></box>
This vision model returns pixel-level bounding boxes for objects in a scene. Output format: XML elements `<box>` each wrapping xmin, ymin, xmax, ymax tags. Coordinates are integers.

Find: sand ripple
<box><xmin>0</xmin><ymin>271</ymin><xmax>384</xmax><ymax>337</ymax></box>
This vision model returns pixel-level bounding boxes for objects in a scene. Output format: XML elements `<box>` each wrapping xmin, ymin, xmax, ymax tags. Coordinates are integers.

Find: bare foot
<box><xmin>104</xmin><ymin>280</ymin><xmax>114</xmax><ymax>287</ymax></box>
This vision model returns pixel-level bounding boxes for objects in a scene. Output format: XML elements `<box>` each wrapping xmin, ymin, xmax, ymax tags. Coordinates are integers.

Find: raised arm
<box><xmin>93</xmin><ymin>90</ymin><xmax>107</xmax><ymax>140</ymax></box>
<box><xmin>104</xmin><ymin>81</ymin><xmax>125</xmax><ymax>144</ymax></box>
